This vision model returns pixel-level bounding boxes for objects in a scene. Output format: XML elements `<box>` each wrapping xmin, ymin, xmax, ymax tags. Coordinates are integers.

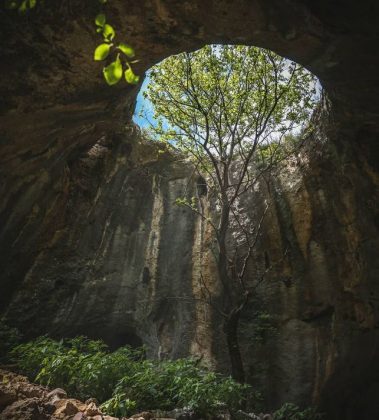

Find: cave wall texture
<box><xmin>1</xmin><ymin>1</ymin><xmax>379</xmax><ymax>419</ymax></box>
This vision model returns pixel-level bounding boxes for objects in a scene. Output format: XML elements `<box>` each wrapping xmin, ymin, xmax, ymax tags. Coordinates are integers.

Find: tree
<box><xmin>142</xmin><ymin>44</ymin><xmax>318</xmax><ymax>382</ymax></box>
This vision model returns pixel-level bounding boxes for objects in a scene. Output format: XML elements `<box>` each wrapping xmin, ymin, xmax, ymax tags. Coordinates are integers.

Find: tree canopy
<box><xmin>144</xmin><ymin>44</ymin><xmax>317</xmax><ymax>193</ymax></box>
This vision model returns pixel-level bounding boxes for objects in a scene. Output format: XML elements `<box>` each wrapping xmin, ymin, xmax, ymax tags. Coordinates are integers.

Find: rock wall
<box><xmin>2</xmin><ymin>115</ymin><xmax>378</xmax><ymax>419</ymax></box>
<box><xmin>1</xmin><ymin>1</ymin><xmax>379</xmax><ymax>419</ymax></box>
<box><xmin>237</xmin><ymin>122</ymin><xmax>379</xmax><ymax>418</ymax></box>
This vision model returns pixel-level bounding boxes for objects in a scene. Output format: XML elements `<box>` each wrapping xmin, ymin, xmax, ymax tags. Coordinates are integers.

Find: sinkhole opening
<box><xmin>132</xmin><ymin>44</ymin><xmax>322</xmax><ymax>164</ymax></box>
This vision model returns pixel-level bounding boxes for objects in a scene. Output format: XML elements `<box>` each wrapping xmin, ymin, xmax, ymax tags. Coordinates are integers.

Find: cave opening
<box><xmin>132</xmin><ymin>44</ymin><xmax>322</xmax><ymax>139</ymax></box>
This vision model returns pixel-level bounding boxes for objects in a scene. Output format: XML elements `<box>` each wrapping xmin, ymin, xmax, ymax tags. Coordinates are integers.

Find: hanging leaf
<box><xmin>103</xmin><ymin>24</ymin><xmax>116</xmax><ymax>41</ymax></box>
<box><xmin>118</xmin><ymin>43</ymin><xmax>135</xmax><ymax>58</ymax></box>
<box><xmin>103</xmin><ymin>56</ymin><xmax>123</xmax><ymax>85</ymax></box>
<box><xmin>124</xmin><ymin>67</ymin><xmax>140</xmax><ymax>85</ymax></box>
<box><xmin>94</xmin><ymin>43</ymin><xmax>111</xmax><ymax>61</ymax></box>
<box><xmin>95</xmin><ymin>13</ymin><xmax>106</xmax><ymax>27</ymax></box>
<box><xmin>19</xmin><ymin>0</ymin><xmax>28</xmax><ymax>12</ymax></box>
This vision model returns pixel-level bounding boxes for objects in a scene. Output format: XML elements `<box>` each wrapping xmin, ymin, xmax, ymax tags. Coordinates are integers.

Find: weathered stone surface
<box><xmin>0</xmin><ymin>370</ymin><xmax>107</xmax><ymax>420</ymax></box>
<box><xmin>0</xmin><ymin>1</ymin><xmax>378</xmax><ymax>419</ymax></box>
<box><xmin>0</xmin><ymin>369</ymin><xmax>47</xmax><ymax>411</ymax></box>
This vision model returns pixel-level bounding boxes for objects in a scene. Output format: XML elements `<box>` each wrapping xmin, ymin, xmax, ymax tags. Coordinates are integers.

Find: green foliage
<box><xmin>125</xmin><ymin>66</ymin><xmax>139</xmax><ymax>84</ymax></box>
<box><xmin>94</xmin><ymin>13</ymin><xmax>139</xmax><ymax>86</ymax></box>
<box><xmin>103</xmin><ymin>358</ymin><xmax>252</xmax><ymax>417</ymax></box>
<box><xmin>118</xmin><ymin>43</ymin><xmax>135</xmax><ymax>58</ymax></box>
<box><xmin>174</xmin><ymin>196</ymin><xmax>198</xmax><ymax>211</ymax></box>
<box><xmin>144</xmin><ymin>45</ymin><xmax>318</xmax><ymax>176</ymax></box>
<box><xmin>254</xmin><ymin>129</ymin><xmax>314</xmax><ymax>170</ymax></box>
<box><xmin>3</xmin><ymin>0</ymin><xmax>138</xmax><ymax>86</ymax></box>
<box><xmin>273</xmin><ymin>403</ymin><xmax>324</xmax><ymax>420</ymax></box>
<box><xmin>0</xmin><ymin>319</ymin><xmax>22</xmax><ymax>364</ymax></box>
<box><xmin>94</xmin><ymin>43</ymin><xmax>112</xmax><ymax>61</ymax></box>
<box><xmin>11</xmin><ymin>336</ymin><xmax>144</xmax><ymax>402</ymax></box>
<box><xmin>103</xmin><ymin>55</ymin><xmax>123</xmax><ymax>85</ymax></box>
<box><xmin>11</xmin><ymin>336</ymin><xmax>251</xmax><ymax>418</ymax></box>
<box><xmin>95</xmin><ymin>13</ymin><xmax>106</xmax><ymax>27</ymax></box>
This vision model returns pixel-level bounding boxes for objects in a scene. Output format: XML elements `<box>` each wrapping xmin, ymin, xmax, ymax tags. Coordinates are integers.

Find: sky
<box><xmin>132</xmin><ymin>74</ymin><xmax>152</xmax><ymax>128</ymax></box>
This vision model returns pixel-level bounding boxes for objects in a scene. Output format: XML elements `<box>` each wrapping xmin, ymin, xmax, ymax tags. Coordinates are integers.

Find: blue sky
<box><xmin>132</xmin><ymin>74</ymin><xmax>152</xmax><ymax>128</ymax></box>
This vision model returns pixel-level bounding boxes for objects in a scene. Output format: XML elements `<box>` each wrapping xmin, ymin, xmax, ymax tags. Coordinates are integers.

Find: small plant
<box><xmin>101</xmin><ymin>394</ymin><xmax>136</xmax><ymax>418</ymax></box>
<box><xmin>273</xmin><ymin>402</ymin><xmax>324</xmax><ymax>420</ymax></box>
<box><xmin>3</xmin><ymin>0</ymin><xmax>139</xmax><ymax>86</ymax></box>
<box><xmin>94</xmin><ymin>13</ymin><xmax>139</xmax><ymax>85</ymax></box>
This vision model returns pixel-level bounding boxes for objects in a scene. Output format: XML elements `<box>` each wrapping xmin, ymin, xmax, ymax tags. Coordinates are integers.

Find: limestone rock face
<box><xmin>236</xmin><ymin>128</ymin><xmax>379</xmax><ymax>418</ymax></box>
<box><xmin>0</xmin><ymin>1</ymin><xmax>379</xmax><ymax>419</ymax></box>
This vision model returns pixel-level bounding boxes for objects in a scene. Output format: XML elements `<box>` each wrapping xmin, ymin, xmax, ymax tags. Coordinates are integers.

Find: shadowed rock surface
<box><xmin>1</xmin><ymin>1</ymin><xmax>379</xmax><ymax>419</ymax></box>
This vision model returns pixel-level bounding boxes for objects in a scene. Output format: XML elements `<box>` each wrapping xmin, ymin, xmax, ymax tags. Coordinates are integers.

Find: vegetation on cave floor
<box><xmin>1</xmin><ymin>321</ymin><xmax>323</xmax><ymax>419</ymax></box>
<box><xmin>2</xmin><ymin>332</ymin><xmax>253</xmax><ymax>418</ymax></box>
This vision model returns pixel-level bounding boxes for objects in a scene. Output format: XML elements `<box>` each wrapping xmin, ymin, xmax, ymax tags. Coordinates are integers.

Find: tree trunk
<box><xmin>216</xmin><ymin>200</ymin><xmax>246</xmax><ymax>382</ymax></box>
<box><xmin>217</xmin><ymin>203</ymin><xmax>232</xmax><ymax>299</ymax></box>
<box><xmin>224</xmin><ymin>309</ymin><xmax>245</xmax><ymax>383</ymax></box>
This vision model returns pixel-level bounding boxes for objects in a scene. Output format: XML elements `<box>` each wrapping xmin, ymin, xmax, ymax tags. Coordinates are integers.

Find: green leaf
<box><xmin>103</xmin><ymin>24</ymin><xmax>116</xmax><ymax>41</ymax></box>
<box><xmin>19</xmin><ymin>0</ymin><xmax>28</xmax><ymax>12</ymax></box>
<box><xmin>118</xmin><ymin>43</ymin><xmax>135</xmax><ymax>58</ymax></box>
<box><xmin>124</xmin><ymin>67</ymin><xmax>140</xmax><ymax>85</ymax></box>
<box><xmin>103</xmin><ymin>56</ymin><xmax>123</xmax><ymax>86</ymax></box>
<box><xmin>94</xmin><ymin>43</ymin><xmax>111</xmax><ymax>61</ymax></box>
<box><xmin>95</xmin><ymin>13</ymin><xmax>106</xmax><ymax>27</ymax></box>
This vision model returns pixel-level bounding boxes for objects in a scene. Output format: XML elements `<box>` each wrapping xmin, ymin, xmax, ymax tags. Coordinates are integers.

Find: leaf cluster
<box><xmin>94</xmin><ymin>13</ymin><xmax>139</xmax><ymax>85</ymax></box>
<box><xmin>253</xmin><ymin>130</ymin><xmax>309</xmax><ymax>170</ymax></box>
<box><xmin>174</xmin><ymin>196</ymin><xmax>198</xmax><ymax>211</ymax></box>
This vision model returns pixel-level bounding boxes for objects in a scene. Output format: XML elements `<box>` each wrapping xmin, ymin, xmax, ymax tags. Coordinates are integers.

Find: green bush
<box><xmin>11</xmin><ymin>335</ymin><xmax>251</xmax><ymax>417</ymax></box>
<box><xmin>102</xmin><ymin>358</ymin><xmax>251</xmax><ymax>417</ymax></box>
<box><xmin>273</xmin><ymin>403</ymin><xmax>324</xmax><ymax>420</ymax></box>
<box><xmin>11</xmin><ymin>336</ymin><xmax>145</xmax><ymax>403</ymax></box>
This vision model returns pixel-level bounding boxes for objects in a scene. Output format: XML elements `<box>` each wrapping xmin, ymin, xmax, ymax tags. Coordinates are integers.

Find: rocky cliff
<box><xmin>1</xmin><ymin>1</ymin><xmax>379</xmax><ymax>419</ymax></box>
